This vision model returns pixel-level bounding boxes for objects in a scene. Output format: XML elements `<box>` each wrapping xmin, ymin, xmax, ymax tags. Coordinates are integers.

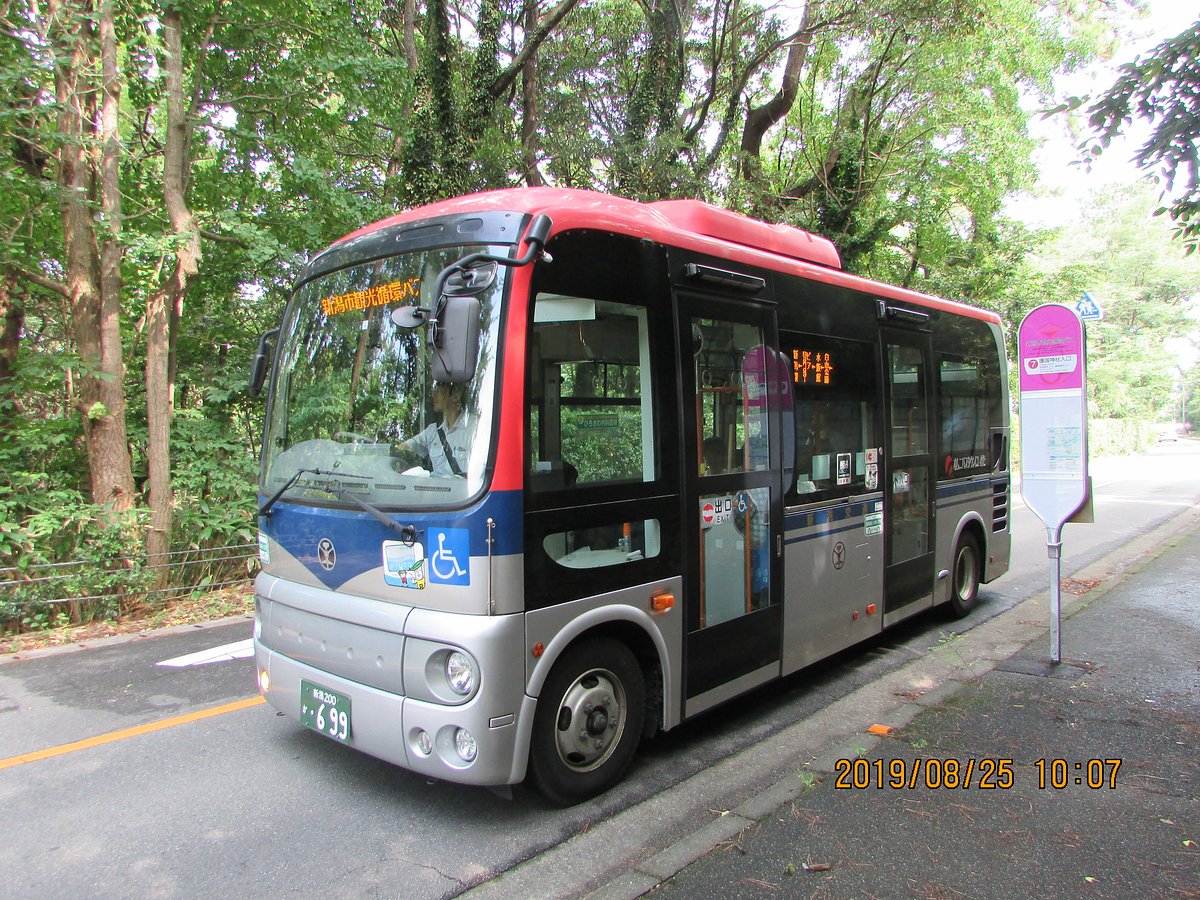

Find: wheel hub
<box><xmin>554</xmin><ymin>670</ymin><xmax>626</xmax><ymax>772</ymax></box>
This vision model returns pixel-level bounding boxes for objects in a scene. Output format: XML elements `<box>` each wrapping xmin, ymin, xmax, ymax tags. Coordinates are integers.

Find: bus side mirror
<box><xmin>430</xmin><ymin>296</ymin><xmax>480</xmax><ymax>383</ymax></box>
<box><xmin>248</xmin><ymin>328</ymin><xmax>279</xmax><ymax>397</ymax></box>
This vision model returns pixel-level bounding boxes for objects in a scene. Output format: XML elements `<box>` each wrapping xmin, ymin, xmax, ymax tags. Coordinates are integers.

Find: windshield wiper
<box><xmin>324</xmin><ymin>484</ymin><xmax>412</xmax><ymax>538</ymax></box>
<box><xmin>258</xmin><ymin>468</ymin><xmax>411</xmax><ymax>539</ymax></box>
<box><xmin>259</xmin><ymin>467</ymin><xmax>335</xmax><ymax>517</ymax></box>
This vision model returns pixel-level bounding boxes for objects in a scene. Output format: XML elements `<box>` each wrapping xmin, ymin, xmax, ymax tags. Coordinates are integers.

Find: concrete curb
<box><xmin>0</xmin><ymin>613</ymin><xmax>254</xmax><ymax>666</ymax></box>
<box><xmin>467</xmin><ymin>501</ymin><xmax>1200</xmax><ymax>900</ymax></box>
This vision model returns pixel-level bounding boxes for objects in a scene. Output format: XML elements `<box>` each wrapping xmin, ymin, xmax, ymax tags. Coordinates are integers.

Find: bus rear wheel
<box><xmin>948</xmin><ymin>533</ymin><xmax>981</xmax><ymax>618</ymax></box>
<box><xmin>528</xmin><ymin>637</ymin><xmax>645</xmax><ymax>805</ymax></box>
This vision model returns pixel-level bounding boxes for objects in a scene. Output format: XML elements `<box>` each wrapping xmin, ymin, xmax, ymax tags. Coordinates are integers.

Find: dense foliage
<box><xmin>1084</xmin><ymin>20</ymin><xmax>1200</xmax><ymax>253</ymax></box>
<box><xmin>0</xmin><ymin>0</ymin><xmax>1196</xmax><ymax>631</ymax></box>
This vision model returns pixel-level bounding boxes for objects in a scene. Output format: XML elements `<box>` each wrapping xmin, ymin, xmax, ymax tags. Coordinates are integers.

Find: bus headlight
<box><xmin>414</xmin><ymin>729</ymin><xmax>433</xmax><ymax>756</ymax></box>
<box><xmin>446</xmin><ymin>651</ymin><xmax>476</xmax><ymax>696</ymax></box>
<box><xmin>409</xmin><ymin>641</ymin><xmax>481</xmax><ymax>704</ymax></box>
<box><xmin>454</xmin><ymin>728</ymin><xmax>478</xmax><ymax>763</ymax></box>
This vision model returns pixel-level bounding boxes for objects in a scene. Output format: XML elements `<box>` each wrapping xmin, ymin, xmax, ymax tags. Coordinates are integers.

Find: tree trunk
<box><xmin>520</xmin><ymin>0</ymin><xmax>547</xmax><ymax>187</ymax></box>
<box><xmin>740</xmin><ymin>8</ymin><xmax>814</xmax><ymax>183</ymax></box>
<box><xmin>619</xmin><ymin>0</ymin><xmax>687</xmax><ymax>197</ymax></box>
<box><xmin>0</xmin><ymin>274</ymin><xmax>23</xmax><ymax>426</ymax></box>
<box><xmin>50</xmin><ymin>0</ymin><xmax>135</xmax><ymax>516</ymax></box>
<box><xmin>145</xmin><ymin>8</ymin><xmax>204</xmax><ymax>576</ymax></box>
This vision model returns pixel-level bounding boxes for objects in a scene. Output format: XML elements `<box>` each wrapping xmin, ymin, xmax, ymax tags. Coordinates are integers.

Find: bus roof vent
<box><xmin>649</xmin><ymin>200</ymin><xmax>842</xmax><ymax>270</ymax></box>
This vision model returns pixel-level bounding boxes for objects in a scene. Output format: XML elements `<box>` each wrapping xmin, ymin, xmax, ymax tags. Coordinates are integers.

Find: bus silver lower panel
<box><xmin>254</xmin><ymin>573</ymin><xmax>529</xmax><ymax>787</ymax></box>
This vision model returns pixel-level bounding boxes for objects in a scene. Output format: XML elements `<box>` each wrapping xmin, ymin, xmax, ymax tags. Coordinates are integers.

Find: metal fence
<box><xmin>0</xmin><ymin>542</ymin><xmax>259</xmax><ymax>615</ymax></box>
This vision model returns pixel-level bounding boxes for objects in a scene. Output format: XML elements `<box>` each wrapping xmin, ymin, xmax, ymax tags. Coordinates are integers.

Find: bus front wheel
<box><xmin>948</xmin><ymin>533</ymin><xmax>981</xmax><ymax>618</ymax></box>
<box><xmin>528</xmin><ymin>637</ymin><xmax>645</xmax><ymax>805</ymax></box>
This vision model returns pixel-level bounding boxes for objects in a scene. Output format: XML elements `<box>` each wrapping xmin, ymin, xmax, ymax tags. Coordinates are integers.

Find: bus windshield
<box><xmin>261</xmin><ymin>245</ymin><xmax>507</xmax><ymax>510</ymax></box>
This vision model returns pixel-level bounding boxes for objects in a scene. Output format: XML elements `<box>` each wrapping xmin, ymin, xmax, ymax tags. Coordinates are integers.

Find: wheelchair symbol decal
<box><xmin>428</xmin><ymin>528</ymin><xmax>471</xmax><ymax>586</ymax></box>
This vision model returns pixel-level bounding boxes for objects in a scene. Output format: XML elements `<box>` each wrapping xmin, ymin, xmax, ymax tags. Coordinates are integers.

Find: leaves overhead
<box><xmin>1083</xmin><ymin>19</ymin><xmax>1200</xmax><ymax>253</ymax></box>
<box><xmin>1</xmin><ymin>0</ymin><xmax>1196</xmax><ymax>621</ymax></box>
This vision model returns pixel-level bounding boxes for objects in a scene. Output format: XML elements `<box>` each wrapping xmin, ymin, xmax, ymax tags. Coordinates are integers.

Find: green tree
<box><xmin>1025</xmin><ymin>183</ymin><xmax>1200</xmax><ymax>420</ymax></box>
<box><xmin>1084</xmin><ymin>19</ymin><xmax>1200</xmax><ymax>253</ymax></box>
<box><xmin>0</xmin><ymin>0</ymin><xmax>1130</xmax><ymax>629</ymax></box>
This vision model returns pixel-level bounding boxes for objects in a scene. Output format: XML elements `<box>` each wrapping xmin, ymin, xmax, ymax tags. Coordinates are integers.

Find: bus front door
<box><xmin>882</xmin><ymin>328</ymin><xmax>936</xmax><ymax>621</ymax></box>
<box><xmin>680</xmin><ymin>299</ymin><xmax>783</xmax><ymax>718</ymax></box>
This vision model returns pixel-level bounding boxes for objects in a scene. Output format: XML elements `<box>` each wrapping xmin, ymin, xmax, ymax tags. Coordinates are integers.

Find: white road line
<box><xmin>157</xmin><ymin>638</ymin><xmax>254</xmax><ymax>668</ymax></box>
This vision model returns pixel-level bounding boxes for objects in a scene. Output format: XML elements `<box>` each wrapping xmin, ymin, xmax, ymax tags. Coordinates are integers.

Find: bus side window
<box><xmin>542</xmin><ymin>519</ymin><xmax>663</xmax><ymax>569</ymax></box>
<box><xmin>528</xmin><ymin>293</ymin><xmax>661</xmax><ymax>569</ymax></box>
<box><xmin>938</xmin><ymin>344</ymin><xmax>1000</xmax><ymax>476</ymax></box>
<box><xmin>784</xmin><ymin>333</ymin><xmax>879</xmax><ymax>502</ymax></box>
<box><xmin>529</xmin><ymin>297</ymin><xmax>655</xmax><ymax>490</ymax></box>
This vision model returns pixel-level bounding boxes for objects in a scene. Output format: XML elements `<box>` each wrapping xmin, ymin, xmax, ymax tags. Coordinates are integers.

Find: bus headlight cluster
<box><xmin>408</xmin><ymin>641</ymin><xmax>481</xmax><ymax>705</ymax></box>
<box><xmin>414</xmin><ymin>725</ymin><xmax>479</xmax><ymax>767</ymax></box>
<box><xmin>445</xmin><ymin>651</ymin><xmax>476</xmax><ymax>695</ymax></box>
<box><xmin>454</xmin><ymin>728</ymin><xmax>478</xmax><ymax>763</ymax></box>
<box><xmin>413</xmin><ymin>729</ymin><xmax>433</xmax><ymax>757</ymax></box>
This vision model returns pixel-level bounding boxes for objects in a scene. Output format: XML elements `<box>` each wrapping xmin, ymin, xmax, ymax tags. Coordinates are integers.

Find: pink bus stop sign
<box><xmin>1018</xmin><ymin>303</ymin><xmax>1089</xmax><ymax>664</ymax></box>
<box><xmin>1018</xmin><ymin>303</ymin><xmax>1088</xmax><ymax>529</ymax></box>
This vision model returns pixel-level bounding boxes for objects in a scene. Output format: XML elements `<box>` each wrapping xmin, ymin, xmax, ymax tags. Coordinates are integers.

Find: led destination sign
<box><xmin>320</xmin><ymin>277</ymin><xmax>421</xmax><ymax>317</ymax></box>
<box><xmin>792</xmin><ymin>348</ymin><xmax>834</xmax><ymax>386</ymax></box>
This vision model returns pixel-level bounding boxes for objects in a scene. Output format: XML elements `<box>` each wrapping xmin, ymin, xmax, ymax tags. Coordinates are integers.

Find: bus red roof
<box><xmin>335</xmin><ymin>188</ymin><xmax>1001</xmax><ymax>325</ymax></box>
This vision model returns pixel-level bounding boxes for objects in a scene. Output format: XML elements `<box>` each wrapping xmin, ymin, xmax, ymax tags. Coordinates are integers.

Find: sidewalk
<box><xmin>642</xmin><ymin>513</ymin><xmax>1200</xmax><ymax>898</ymax></box>
<box><xmin>471</xmin><ymin>502</ymin><xmax>1200</xmax><ymax>900</ymax></box>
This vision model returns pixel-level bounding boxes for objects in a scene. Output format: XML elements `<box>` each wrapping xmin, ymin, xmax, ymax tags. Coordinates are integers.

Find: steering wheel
<box><xmin>334</xmin><ymin>431</ymin><xmax>374</xmax><ymax>444</ymax></box>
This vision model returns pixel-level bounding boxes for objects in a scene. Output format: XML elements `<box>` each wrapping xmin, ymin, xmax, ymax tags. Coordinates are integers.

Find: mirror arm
<box><xmin>427</xmin><ymin>214</ymin><xmax>553</xmax><ymax>346</ymax></box>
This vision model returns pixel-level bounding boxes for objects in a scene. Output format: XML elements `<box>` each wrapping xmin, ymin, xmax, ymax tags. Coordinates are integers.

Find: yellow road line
<box><xmin>0</xmin><ymin>695</ymin><xmax>266</xmax><ymax>770</ymax></box>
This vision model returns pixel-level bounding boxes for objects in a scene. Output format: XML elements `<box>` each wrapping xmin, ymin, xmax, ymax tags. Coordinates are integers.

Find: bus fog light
<box><xmin>454</xmin><ymin>728</ymin><xmax>478</xmax><ymax>762</ymax></box>
<box><xmin>414</xmin><ymin>729</ymin><xmax>433</xmax><ymax>756</ymax></box>
<box><xmin>446</xmin><ymin>651</ymin><xmax>476</xmax><ymax>695</ymax></box>
<box><xmin>258</xmin><ymin>669</ymin><xmax>270</xmax><ymax>694</ymax></box>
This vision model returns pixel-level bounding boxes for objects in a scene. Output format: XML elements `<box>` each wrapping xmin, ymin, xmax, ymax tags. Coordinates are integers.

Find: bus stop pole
<box><xmin>1047</xmin><ymin>525</ymin><xmax>1063</xmax><ymax>664</ymax></box>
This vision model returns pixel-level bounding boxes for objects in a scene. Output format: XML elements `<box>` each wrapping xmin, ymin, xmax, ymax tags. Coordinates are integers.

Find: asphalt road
<box><xmin>2</xmin><ymin>442</ymin><xmax>1198</xmax><ymax>899</ymax></box>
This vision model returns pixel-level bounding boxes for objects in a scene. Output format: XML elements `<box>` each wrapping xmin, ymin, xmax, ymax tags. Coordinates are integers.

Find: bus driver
<box><xmin>393</xmin><ymin>381</ymin><xmax>471</xmax><ymax>477</ymax></box>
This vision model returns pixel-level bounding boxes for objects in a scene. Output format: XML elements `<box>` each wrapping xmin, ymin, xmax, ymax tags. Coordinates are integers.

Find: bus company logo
<box><xmin>317</xmin><ymin>538</ymin><xmax>336</xmax><ymax>570</ymax></box>
<box><xmin>945</xmin><ymin>454</ymin><xmax>987</xmax><ymax>476</ymax></box>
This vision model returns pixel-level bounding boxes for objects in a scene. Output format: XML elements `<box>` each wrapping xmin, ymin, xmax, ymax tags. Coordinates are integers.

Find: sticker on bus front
<box><xmin>383</xmin><ymin>540</ymin><xmax>426</xmax><ymax>589</ymax></box>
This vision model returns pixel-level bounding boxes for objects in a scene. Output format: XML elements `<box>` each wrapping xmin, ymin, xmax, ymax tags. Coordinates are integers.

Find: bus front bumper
<box><xmin>256</xmin><ymin>638</ymin><xmax>536</xmax><ymax>786</ymax></box>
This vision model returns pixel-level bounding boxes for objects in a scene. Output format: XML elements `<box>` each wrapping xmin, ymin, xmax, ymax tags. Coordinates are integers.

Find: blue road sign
<box><xmin>1076</xmin><ymin>291</ymin><xmax>1103</xmax><ymax>321</ymax></box>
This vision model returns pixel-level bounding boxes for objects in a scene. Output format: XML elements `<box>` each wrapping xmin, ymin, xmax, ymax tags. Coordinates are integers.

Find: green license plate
<box><xmin>300</xmin><ymin>680</ymin><xmax>352</xmax><ymax>744</ymax></box>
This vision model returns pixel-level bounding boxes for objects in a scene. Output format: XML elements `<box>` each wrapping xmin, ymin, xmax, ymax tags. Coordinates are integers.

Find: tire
<box><xmin>528</xmin><ymin>637</ymin><xmax>645</xmax><ymax>805</ymax></box>
<box><xmin>947</xmin><ymin>533</ymin><xmax>981</xmax><ymax>618</ymax></box>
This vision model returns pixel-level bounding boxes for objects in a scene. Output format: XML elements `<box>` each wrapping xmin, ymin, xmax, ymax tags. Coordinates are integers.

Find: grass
<box><xmin>0</xmin><ymin>585</ymin><xmax>254</xmax><ymax>656</ymax></box>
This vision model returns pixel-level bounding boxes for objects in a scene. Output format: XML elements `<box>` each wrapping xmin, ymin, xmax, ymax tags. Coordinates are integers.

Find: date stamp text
<box><xmin>833</xmin><ymin>757</ymin><xmax>1122</xmax><ymax>790</ymax></box>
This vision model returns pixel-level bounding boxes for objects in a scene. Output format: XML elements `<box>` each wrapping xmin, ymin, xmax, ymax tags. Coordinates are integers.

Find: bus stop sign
<box><xmin>1018</xmin><ymin>303</ymin><xmax>1089</xmax><ymax>664</ymax></box>
<box><xmin>1018</xmin><ymin>304</ymin><xmax>1088</xmax><ymax>528</ymax></box>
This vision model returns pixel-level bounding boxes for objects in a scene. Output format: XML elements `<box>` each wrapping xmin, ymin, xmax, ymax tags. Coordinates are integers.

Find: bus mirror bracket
<box><xmin>248</xmin><ymin>328</ymin><xmax>280</xmax><ymax>397</ymax></box>
<box><xmin>391</xmin><ymin>214</ymin><xmax>554</xmax><ymax>384</ymax></box>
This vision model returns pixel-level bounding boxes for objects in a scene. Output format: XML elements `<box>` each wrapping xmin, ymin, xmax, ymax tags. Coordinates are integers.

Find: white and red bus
<box><xmin>251</xmin><ymin>188</ymin><xmax>1010</xmax><ymax>803</ymax></box>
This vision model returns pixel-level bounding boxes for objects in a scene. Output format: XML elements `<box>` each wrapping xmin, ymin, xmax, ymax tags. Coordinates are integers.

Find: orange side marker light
<box><xmin>650</xmin><ymin>592</ymin><xmax>675</xmax><ymax>613</ymax></box>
